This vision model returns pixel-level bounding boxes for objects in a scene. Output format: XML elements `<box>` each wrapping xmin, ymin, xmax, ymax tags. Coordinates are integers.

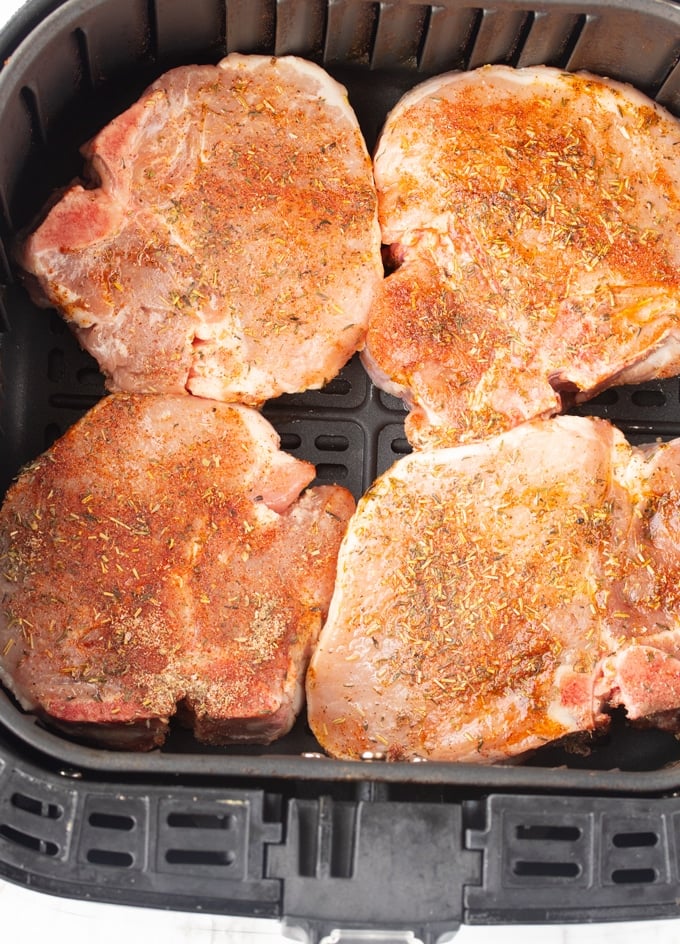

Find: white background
<box><xmin>1</xmin><ymin>0</ymin><xmax>680</xmax><ymax>938</ymax></box>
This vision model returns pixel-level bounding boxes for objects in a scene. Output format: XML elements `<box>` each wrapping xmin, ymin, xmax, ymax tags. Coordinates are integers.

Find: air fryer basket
<box><xmin>5</xmin><ymin>0</ymin><xmax>680</xmax><ymax>937</ymax></box>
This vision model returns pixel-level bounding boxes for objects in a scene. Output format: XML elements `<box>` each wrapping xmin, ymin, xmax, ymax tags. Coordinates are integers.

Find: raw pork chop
<box><xmin>0</xmin><ymin>395</ymin><xmax>354</xmax><ymax>750</ymax></box>
<box><xmin>365</xmin><ymin>65</ymin><xmax>680</xmax><ymax>447</ymax></box>
<box><xmin>599</xmin><ymin>437</ymin><xmax>680</xmax><ymax>731</ymax></box>
<box><xmin>307</xmin><ymin>415</ymin><xmax>680</xmax><ymax>763</ymax></box>
<box><xmin>18</xmin><ymin>55</ymin><xmax>382</xmax><ymax>403</ymax></box>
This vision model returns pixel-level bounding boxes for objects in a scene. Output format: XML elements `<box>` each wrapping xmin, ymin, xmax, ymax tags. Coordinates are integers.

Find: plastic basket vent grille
<box><xmin>465</xmin><ymin>794</ymin><xmax>680</xmax><ymax>922</ymax></box>
<box><xmin>0</xmin><ymin>765</ymin><xmax>75</xmax><ymax>866</ymax></box>
<box><xmin>6</xmin><ymin>748</ymin><xmax>680</xmax><ymax>927</ymax></box>
<box><xmin>0</xmin><ymin>755</ymin><xmax>282</xmax><ymax>912</ymax></box>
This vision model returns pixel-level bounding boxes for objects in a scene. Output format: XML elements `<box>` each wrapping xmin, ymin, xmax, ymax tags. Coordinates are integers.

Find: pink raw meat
<box><xmin>0</xmin><ymin>394</ymin><xmax>354</xmax><ymax>749</ymax></box>
<box><xmin>19</xmin><ymin>55</ymin><xmax>382</xmax><ymax>404</ymax></box>
<box><xmin>365</xmin><ymin>65</ymin><xmax>680</xmax><ymax>447</ymax></box>
<box><xmin>307</xmin><ymin>415</ymin><xmax>680</xmax><ymax>763</ymax></box>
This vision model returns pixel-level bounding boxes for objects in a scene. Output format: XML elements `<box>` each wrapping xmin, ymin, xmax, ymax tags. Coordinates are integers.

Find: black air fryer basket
<box><xmin>4</xmin><ymin>0</ymin><xmax>680</xmax><ymax>938</ymax></box>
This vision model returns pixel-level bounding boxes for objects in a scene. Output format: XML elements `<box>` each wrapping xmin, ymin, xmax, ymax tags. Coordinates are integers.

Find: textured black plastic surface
<box><xmin>465</xmin><ymin>793</ymin><xmax>680</xmax><ymax>924</ymax></box>
<box><xmin>269</xmin><ymin>793</ymin><xmax>481</xmax><ymax>940</ymax></box>
<box><xmin>0</xmin><ymin>727</ymin><xmax>284</xmax><ymax>917</ymax></box>
<box><xmin>5</xmin><ymin>0</ymin><xmax>680</xmax><ymax>932</ymax></box>
<box><xmin>5</xmin><ymin>718</ymin><xmax>680</xmax><ymax>938</ymax></box>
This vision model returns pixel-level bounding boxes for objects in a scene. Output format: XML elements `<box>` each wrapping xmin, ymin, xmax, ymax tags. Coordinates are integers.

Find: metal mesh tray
<box><xmin>5</xmin><ymin>0</ymin><xmax>680</xmax><ymax>934</ymax></box>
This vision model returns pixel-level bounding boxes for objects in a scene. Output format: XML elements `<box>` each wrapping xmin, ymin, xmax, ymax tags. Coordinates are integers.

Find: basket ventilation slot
<box><xmin>89</xmin><ymin>811</ymin><xmax>136</xmax><ymax>830</ymax></box>
<box><xmin>80</xmin><ymin>797</ymin><xmax>146</xmax><ymax>870</ymax></box>
<box><xmin>465</xmin><ymin>795</ymin><xmax>680</xmax><ymax>921</ymax></box>
<box><xmin>73</xmin><ymin>28</ymin><xmax>94</xmax><ymax>91</ymax></box>
<box><xmin>390</xmin><ymin>435</ymin><xmax>411</xmax><ymax>456</ymax></box>
<box><xmin>158</xmin><ymin>798</ymin><xmax>249</xmax><ymax>874</ymax></box>
<box><xmin>504</xmin><ymin>818</ymin><xmax>668</xmax><ymax>886</ymax></box>
<box><xmin>513</xmin><ymin>860</ymin><xmax>581</xmax><ymax>878</ymax></box>
<box><xmin>2</xmin><ymin>788</ymin><xmax>64</xmax><ymax>860</ymax></box>
<box><xmin>612</xmin><ymin>830</ymin><xmax>658</xmax><ymax>848</ymax></box>
<box><xmin>164</xmin><ymin>812</ymin><xmax>239</xmax><ymax>866</ymax></box>
<box><xmin>508</xmin><ymin>817</ymin><xmax>585</xmax><ymax>885</ymax></box>
<box><xmin>611</xmin><ymin>867</ymin><xmax>657</xmax><ymax>884</ymax></box>
<box><xmin>571</xmin><ymin>378</ymin><xmax>680</xmax><ymax>443</ymax></box>
<box><xmin>11</xmin><ymin>791</ymin><xmax>62</xmax><ymax>820</ymax></box>
<box><xmin>20</xmin><ymin>85</ymin><xmax>47</xmax><ymax>149</ymax></box>
<box><xmin>0</xmin><ymin>293</ymin><xmax>10</xmax><ymax>334</ymax></box>
<box><xmin>515</xmin><ymin>824</ymin><xmax>581</xmax><ymax>841</ymax></box>
<box><xmin>146</xmin><ymin>0</ymin><xmax>159</xmax><ymax>62</ymax></box>
<box><xmin>86</xmin><ymin>848</ymin><xmax>135</xmax><ymax>867</ymax></box>
<box><xmin>0</xmin><ymin>822</ymin><xmax>60</xmax><ymax>857</ymax></box>
<box><xmin>0</xmin><ymin>772</ymin><xmax>75</xmax><ymax>864</ymax></box>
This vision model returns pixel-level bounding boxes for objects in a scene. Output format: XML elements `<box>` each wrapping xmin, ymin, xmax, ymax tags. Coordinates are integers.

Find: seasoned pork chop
<box><xmin>0</xmin><ymin>395</ymin><xmax>354</xmax><ymax>749</ymax></box>
<box><xmin>307</xmin><ymin>416</ymin><xmax>680</xmax><ymax>763</ymax></box>
<box><xmin>365</xmin><ymin>65</ymin><xmax>680</xmax><ymax>447</ymax></box>
<box><xmin>308</xmin><ymin>416</ymin><xmax>622</xmax><ymax>762</ymax></box>
<box><xmin>600</xmin><ymin>438</ymin><xmax>680</xmax><ymax>731</ymax></box>
<box><xmin>19</xmin><ymin>55</ymin><xmax>382</xmax><ymax>403</ymax></box>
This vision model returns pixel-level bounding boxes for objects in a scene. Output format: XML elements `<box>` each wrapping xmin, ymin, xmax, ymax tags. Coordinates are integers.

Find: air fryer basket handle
<box><xmin>268</xmin><ymin>795</ymin><xmax>480</xmax><ymax>943</ymax></box>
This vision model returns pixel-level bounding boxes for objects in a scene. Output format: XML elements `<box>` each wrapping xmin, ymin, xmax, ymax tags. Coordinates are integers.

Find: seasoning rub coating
<box><xmin>19</xmin><ymin>55</ymin><xmax>382</xmax><ymax>403</ymax></box>
<box><xmin>0</xmin><ymin>394</ymin><xmax>354</xmax><ymax>750</ymax></box>
<box><xmin>307</xmin><ymin>415</ymin><xmax>680</xmax><ymax>763</ymax></box>
<box><xmin>365</xmin><ymin>65</ymin><xmax>680</xmax><ymax>447</ymax></box>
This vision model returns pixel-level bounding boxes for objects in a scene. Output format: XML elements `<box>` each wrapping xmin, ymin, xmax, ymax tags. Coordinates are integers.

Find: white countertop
<box><xmin>3</xmin><ymin>872</ymin><xmax>680</xmax><ymax>944</ymax></box>
<box><xmin>1</xmin><ymin>0</ymin><xmax>680</xmax><ymax>939</ymax></box>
